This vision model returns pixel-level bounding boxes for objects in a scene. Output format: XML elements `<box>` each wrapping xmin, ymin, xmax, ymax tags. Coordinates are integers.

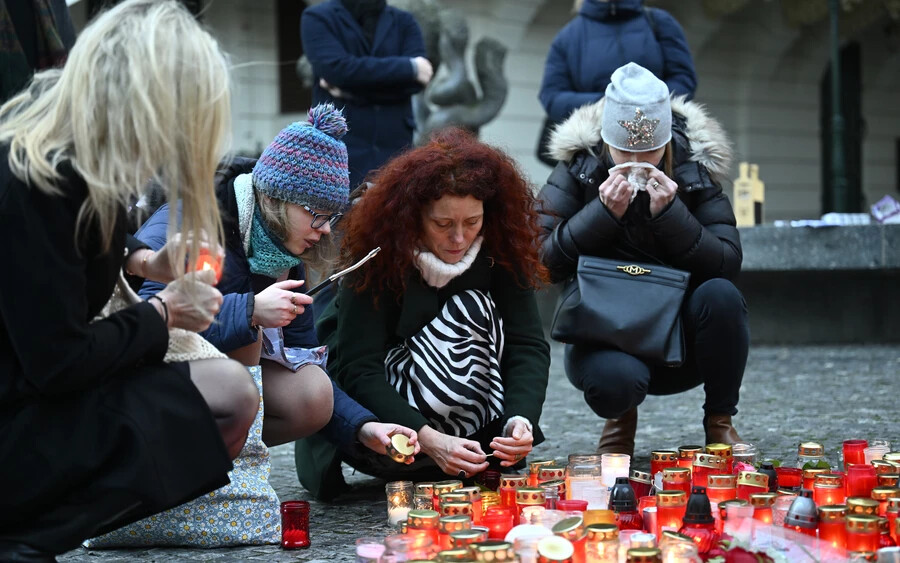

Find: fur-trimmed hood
<box><xmin>546</xmin><ymin>95</ymin><xmax>733</xmax><ymax>184</ymax></box>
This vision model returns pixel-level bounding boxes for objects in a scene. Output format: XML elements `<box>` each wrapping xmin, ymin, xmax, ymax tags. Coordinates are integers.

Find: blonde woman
<box><xmin>0</xmin><ymin>1</ymin><xmax>258</xmax><ymax>559</ymax></box>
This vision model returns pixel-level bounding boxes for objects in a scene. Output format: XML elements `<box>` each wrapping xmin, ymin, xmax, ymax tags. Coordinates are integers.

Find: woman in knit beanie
<box><xmin>137</xmin><ymin>104</ymin><xmax>419</xmax><ymax>459</ymax></box>
<box><xmin>538</xmin><ymin>62</ymin><xmax>749</xmax><ymax>455</ymax></box>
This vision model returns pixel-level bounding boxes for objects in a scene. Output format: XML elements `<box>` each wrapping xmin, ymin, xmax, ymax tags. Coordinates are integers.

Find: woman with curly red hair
<box><xmin>295</xmin><ymin>128</ymin><xmax>551</xmax><ymax>498</ymax></box>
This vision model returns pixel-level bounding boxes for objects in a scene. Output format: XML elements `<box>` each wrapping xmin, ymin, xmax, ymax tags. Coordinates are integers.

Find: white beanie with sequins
<box><xmin>600</xmin><ymin>63</ymin><xmax>672</xmax><ymax>152</ymax></box>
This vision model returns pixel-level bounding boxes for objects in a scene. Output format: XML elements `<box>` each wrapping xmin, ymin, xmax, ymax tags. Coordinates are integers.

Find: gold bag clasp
<box><xmin>617</xmin><ymin>264</ymin><xmax>651</xmax><ymax>276</ymax></box>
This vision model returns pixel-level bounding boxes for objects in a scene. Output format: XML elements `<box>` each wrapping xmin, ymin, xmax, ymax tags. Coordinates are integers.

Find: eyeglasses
<box><xmin>301</xmin><ymin>204</ymin><xmax>343</xmax><ymax>229</ymax></box>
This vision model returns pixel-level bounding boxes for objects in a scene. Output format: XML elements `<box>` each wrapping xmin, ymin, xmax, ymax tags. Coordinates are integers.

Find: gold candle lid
<box><xmin>625</xmin><ymin>547</ymin><xmax>662</xmax><ymax>562</ymax></box>
<box><xmin>468</xmin><ymin>539</ymin><xmax>514</xmax><ymax>559</ymax></box>
<box><xmin>416</xmin><ymin>482</ymin><xmax>435</xmax><ymax>496</ymax></box>
<box><xmin>871</xmin><ymin>487</ymin><xmax>900</xmax><ymax>501</ymax></box>
<box><xmin>693</xmin><ymin>453</ymin><xmax>727</xmax><ymax>470</ymax></box>
<box><xmin>499</xmin><ymin>474</ymin><xmax>528</xmax><ymax>489</ymax></box>
<box><xmin>887</xmin><ymin>497</ymin><xmax>900</xmax><ymax>510</ymax></box>
<box><xmin>439</xmin><ymin>514</ymin><xmax>472</xmax><ymax>534</ymax></box>
<box><xmin>583</xmin><ymin>509</ymin><xmax>616</xmax><ymax>526</ymax></box>
<box><xmin>441</xmin><ymin>492</ymin><xmax>470</xmax><ymax>504</ymax></box>
<box><xmin>436</xmin><ymin>548</ymin><xmax>474</xmax><ymax>561</ymax></box>
<box><xmin>457</xmin><ymin>486</ymin><xmax>483</xmax><ymax>503</ymax></box>
<box><xmin>677</xmin><ymin>445</ymin><xmax>703</xmax><ymax>460</ymax></box>
<box><xmin>656</xmin><ymin>490</ymin><xmax>687</xmax><ymax>507</ymax></box>
<box><xmin>584</xmin><ymin>523</ymin><xmax>618</xmax><ymax>541</ymax></box>
<box><xmin>536</xmin><ymin>535</ymin><xmax>575</xmax><ymax>562</ymax></box>
<box><xmin>846</xmin><ymin>497</ymin><xmax>879</xmax><ymax>515</ymax></box>
<box><xmin>798</xmin><ymin>442</ymin><xmax>825</xmax><ymax>457</ymax></box>
<box><xmin>818</xmin><ymin>504</ymin><xmax>846</xmax><ymax>522</ymax></box>
<box><xmin>814</xmin><ymin>473</ymin><xmax>844</xmax><ymax>487</ymax></box>
<box><xmin>883</xmin><ymin>452</ymin><xmax>900</xmax><ymax>463</ymax></box>
<box><xmin>529</xmin><ymin>460</ymin><xmax>556</xmax><ymax>475</ymax></box>
<box><xmin>802</xmin><ymin>468</ymin><xmax>828</xmax><ymax>481</ymax></box>
<box><xmin>662</xmin><ymin>467</ymin><xmax>691</xmax><ymax>484</ymax></box>
<box><xmin>737</xmin><ymin>471</ymin><xmax>769</xmax><ymax>489</ymax></box>
<box><xmin>872</xmin><ymin>460</ymin><xmax>895</xmax><ymax>474</ymax></box>
<box><xmin>434</xmin><ymin>480</ymin><xmax>464</xmax><ymax>495</ymax></box>
<box><xmin>441</xmin><ymin>501</ymin><xmax>473</xmax><ymax>517</ymax></box>
<box><xmin>551</xmin><ymin>516</ymin><xmax>584</xmax><ymax>541</ymax></box>
<box><xmin>749</xmin><ymin>492</ymin><xmax>778</xmax><ymax>508</ymax></box>
<box><xmin>705</xmin><ymin>443</ymin><xmax>734</xmax><ymax>458</ymax></box>
<box><xmin>538</xmin><ymin>466</ymin><xmax>566</xmax><ymax>481</ymax></box>
<box><xmin>542</xmin><ymin>479</ymin><xmax>567</xmax><ymax>496</ymax></box>
<box><xmin>876</xmin><ymin>474</ymin><xmax>899</xmax><ymax>487</ymax></box>
<box><xmin>660</xmin><ymin>530</ymin><xmax>693</xmax><ymax>545</ymax></box>
<box><xmin>408</xmin><ymin>509</ymin><xmax>440</xmax><ymax>528</ymax></box>
<box><xmin>450</xmin><ymin>528</ymin><xmax>488</xmax><ymax>545</ymax></box>
<box><xmin>630</xmin><ymin>469</ymin><xmax>652</xmax><ymax>484</ymax></box>
<box><xmin>845</xmin><ymin>514</ymin><xmax>879</xmax><ymax>532</ymax></box>
<box><xmin>516</xmin><ymin>487</ymin><xmax>546</xmax><ymax>505</ymax></box>
<box><xmin>707</xmin><ymin>473</ymin><xmax>737</xmax><ymax>488</ymax></box>
<box><xmin>651</xmin><ymin>450</ymin><xmax>677</xmax><ymax>462</ymax></box>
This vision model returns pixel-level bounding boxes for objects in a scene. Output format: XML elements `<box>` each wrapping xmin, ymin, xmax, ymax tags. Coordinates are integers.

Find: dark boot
<box><xmin>704</xmin><ymin>414</ymin><xmax>743</xmax><ymax>445</ymax></box>
<box><xmin>597</xmin><ymin>407</ymin><xmax>637</xmax><ymax>457</ymax></box>
<box><xmin>0</xmin><ymin>542</ymin><xmax>57</xmax><ymax>563</ymax></box>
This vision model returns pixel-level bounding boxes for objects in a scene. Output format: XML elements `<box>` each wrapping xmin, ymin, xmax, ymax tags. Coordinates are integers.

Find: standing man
<box><xmin>302</xmin><ymin>0</ymin><xmax>433</xmax><ymax>191</ymax></box>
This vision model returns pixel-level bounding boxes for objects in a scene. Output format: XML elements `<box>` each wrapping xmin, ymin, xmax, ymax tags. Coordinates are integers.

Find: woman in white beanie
<box><xmin>538</xmin><ymin>62</ymin><xmax>748</xmax><ymax>455</ymax></box>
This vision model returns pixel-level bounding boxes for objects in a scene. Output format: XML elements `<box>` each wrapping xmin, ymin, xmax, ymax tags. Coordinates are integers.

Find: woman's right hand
<box><xmin>598</xmin><ymin>170</ymin><xmax>633</xmax><ymax>220</ymax></box>
<box><xmin>417</xmin><ymin>425</ymin><xmax>489</xmax><ymax>479</ymax></box>
<box><xmin>252</xmin><ymin>279</ymin><xmax>313</xmax><ymax>328</ymax></box>
<box><xmin>156</xmin><ymin>269</ymin><xmax>223</xmax><ymax>331</ymax></box>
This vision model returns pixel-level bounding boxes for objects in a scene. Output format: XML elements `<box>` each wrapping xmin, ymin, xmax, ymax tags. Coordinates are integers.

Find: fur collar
<box><xmin>546</xmin><ymin>95</ymin><xmax>733</xmax><ymax>184</ymax></box>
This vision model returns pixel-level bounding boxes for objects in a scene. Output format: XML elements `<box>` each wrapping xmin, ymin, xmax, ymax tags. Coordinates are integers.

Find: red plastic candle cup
<box><xmin>557</xmin><ymin>499</ymin><xmax>588</xmax><ymax>512</ymax></box>
<box><xmin>818</xmin><ymin>505</ymin><xmax>847</xmax><ymax>552</ymax></box>
<box><xmin>845</xmin><ymin>514</ymin><xmax>880</xmax><ymax>553</ymax></box>
<box><xmin>280</xmin><ymin>500</ymin><xmax>311</xmax><ymax>549</ymax></box>
<box><xmin>195</xmin><ymin>250</ymin><xmax>223</xmax><ymax>283</ymax></box>
<box><xmin>651</xmin><ymin>450</ymin><xmax>678</xmax><ymax>477</ymax></box>
<box><xmin>775</xmin><ymin>467</ymin><xmax>803</xmax><ymax>490</ymax></box>
<box><xmin>629</xmin><ymin>470</ymin><xmax>652</xmax><ymax>499</ymax></box>
<box><xmin>814</xmin><ymin>483</ymin><xmax>845</xmax><ymax>507</ymax></box>
<box><xmin>500</xmin><ymin>486</ymin><xmax>517</xmax><ymax>509</ymax></box>
<box><xmin>655</xmin><ymin>490</ymin><xmax>687</xmax><ymax>538</ymax></box>
<box><xmin>486</xmin><ymin>505</ymin><xmax>514</xmax><ymax>518</ymax></box>
<box><xmin>846</xmin><ymin>464</ymin><xmax>878</xmax><ymax>498</ymax></box>
<box><xmin>843</xmin><ymin>440</ymin><xmax>868</xmax><ymax>470</ymax></box>
<box><xmin>662</xmin><ymin>467</ymin><xmax>692</xmax><ymax>496</ymax></box>
<box><xmin>482</xmin><ymin>512</ymin><xmax>514</xmax><ymax>539</ymax></box>
<box><xmin>638</xmin><ymin>495</ymin><xmax>657</xmax><ymax>513</ymax></box>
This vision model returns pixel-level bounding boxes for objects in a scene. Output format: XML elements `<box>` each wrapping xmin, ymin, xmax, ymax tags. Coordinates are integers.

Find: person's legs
<box><xmin>260</xmin><ymin>360</ymin><xmax>334</xmax><ymax>447</ymax></box>
<box><xmin>681</xmin><ymin>278</ymin><xmax>750</xmax><ymax>443</ymax></box>
<box><xmin>189</xmin><ymin>358</ymin><xmax>260</xmax><ymax>458</ymax></box>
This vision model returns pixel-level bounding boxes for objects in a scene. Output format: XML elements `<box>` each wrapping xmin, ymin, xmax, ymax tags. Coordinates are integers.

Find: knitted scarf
<box><xmin>234</xmin><ymin>173</ymin><xmax>303</xmax><ymax>278</ymax></box>
<box><xmin>0</xmin><ymin>0</ymin><xmax>67</xmax><ymax>102</ymax></box>
<box><xmin>414</xmin><ymin>237</ymin><xmax>483</xmax><ymax>289</ymax></box>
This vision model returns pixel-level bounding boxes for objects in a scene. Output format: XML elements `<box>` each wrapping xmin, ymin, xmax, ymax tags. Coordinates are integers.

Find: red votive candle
<box><xmin>438</xmin><ymin>515</ymin><xmax>471</xmax><ymax>551</ymax></box>
<box><xmin>776</xmin><ymin>466</ymin><xmax>803</xmax><ymax>490</ymax></box>
<box><xmin>629</xmin><ymin>470</ymin><xmax>652</xmax><ymax>499</ymax></box>
<box><xmin>692</xmin><ymin>454</ymin><xmax>727</xmax><ymax>488</ymax></box>
<box><xmin>886</xmin><ymin>499</ymin><xmax>900</xmax><ymax>543</ymax></box>
<box><xmin>872</xmin><ymin>487</ymin><xmax>900</xmax><ymax>517</ymax></box>
<box><xmin>803</xmin><ymin>468</ymin><xmax>828</xmax><ymax>491</ymax></box>
<box><xmin>662</xmin><ymin>467</ymin><xmax>692</xmax><ymax>495</ymax></box>
<box><xmin>449</xmin><ymin>528</ymin><xmax>488</xmax><ymax>549</ymax></box>
<box><xmin>706</xmin><ymin>474</ymin><xmax>738</xmax><ymax>504</ymax></box>
<box><xmin>706</xmin><ymin>444</ymin><xmax>734</xmax><ymax>474</ymax></box>
<box><xmin>500</xmin><ymin>487</ymin><xmax>517</xmax><ymax>509</ymax></box>
<box><xmin>814</xmin><ymin>484</ymin><xmax>845</xmax><ymax>507</ymax></box>
<box><xmin>846</xmin><ymin>464</ymin><xmax>877</xmax><ymax>498</ymax></box>
<box><xmin>433</xmin><ymin>480</ymin><xmax>463</xmax><ymax>511</ymax></box>
<box><xmin>818</xmin><ymin>505</ymin><xmax>847</xmax><ymax>552</ymax></box>
<box><xmin>655</xmin><ymin>490</ymin><xmax>687</xmax><ymax>537</ymax></box>
<box><xmin>517</xmin><ymin>487</ymin><xmax>546</xmax><ymax>525</ymax></box>
<box><xmin>530</xmin><ymin>460</ymin><xmax>555</xmax><ymax>487</ymax></box>
<box><xmin>749</xmin><ymin>492</ymin><xmax>778</xmax><ymax>524</ymax></box>
<box><xmin>457</xmin><ymin>487</ymin><xmax>483</xmax><ymax>524</ymax></box>
<box><xmin>677</xmin><ymin>446</ymin><xmax>703</xmax><ymax>470</ymax></box>
<box><xmin>846</xmin><ymin>514</ymin><xmax>880</xmax><ymax>552</ymax></box>
<box><xmin>736</xmin><ymin>471</ymin><xmax>768</xmax><ymax>501</ymax></box>
<box><xmin>477</xmin><ymin>469</ymin><xmax>501</xmax><ymax>491</ymax></box>
<box><xmin>651</xmin><ymin>451</ymin><xmax>678</xmax><ymax>477</ymax></box>
<box><xmin>843</xmin><ymin>440</ymin><xmax>868</xmax><ymax>470</ymax></box>
<box><xmin>407</xmin><ymin>509</ymin><xmax>440</xmax><ymax>547</ymax></box>
<box><xmin>482</xmin><ymin>512</ymin><xmax>514</xmax><ymax>539</ymax></box>
<box><xmin>557</xmin><ymin>499</ymin><xmax>588</xmax><ymax>512</ymax></box>
<box><xmin>280</xmin><ymin>500</ymin><xmax>311</xmax><ymax>549</ymax></box>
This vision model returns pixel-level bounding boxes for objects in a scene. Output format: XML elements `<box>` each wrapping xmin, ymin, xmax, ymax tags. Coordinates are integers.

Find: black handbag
<box><xmin>550</xmin><ymin>256</ymin><xmax>691</xmax><ymax>366</ymax></box>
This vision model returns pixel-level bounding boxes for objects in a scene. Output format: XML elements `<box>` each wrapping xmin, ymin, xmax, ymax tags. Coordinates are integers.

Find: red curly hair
<box><xmin>342</xmin><ymin>127</ymin><xmax>549</xmax><ymax>297</ymax></box>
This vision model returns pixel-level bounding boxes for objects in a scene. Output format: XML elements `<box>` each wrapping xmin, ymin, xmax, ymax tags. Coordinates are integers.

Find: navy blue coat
<box><xmin>538</xmin><ymin>0</ymin><xmax>697</xmax><ymax>123</ymax></box>
<box><xmin>301</xmin><ymin>0</ymin><xmax>426</xmax><ymax>190</ymax></box>
<box><xmin>135</xmin><ymin>158</ymin><xmax>377</xmax><ymax>448</ymax></box>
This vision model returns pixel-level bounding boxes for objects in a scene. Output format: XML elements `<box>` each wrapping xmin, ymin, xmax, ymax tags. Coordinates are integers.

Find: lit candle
<box><xmin>449</xmin><ymin>527</ymin><xmax>488</xmax><ymax>549</ymax></box>
<box><xmin>471</xmin><ymin>539</ymin><xmax>516</xmax><ymax>561</ymax></box>
<box><xmin>655</xmin><ymin>491</ymin><xmax>687</xmax><ymax>538</ymax></box>
<box><xmin>691</xmin><ymin>454</ymin><xmax>726</xmax><ymax>489</ymax></box>
<box><xmin>194</xmin><ymin>250</ymin><xmax>222</xmax><ymax>283</ymax></box>
<box><xmin>629</xmin><ymin>470</ymin><xmax>653</xmax><ymax>499</ymax></box>
<box><xmin>871</xmin><ymin>486</ymin><xmax>900</xmax><ymax>517</ymax></box>
<box><xmin>845</xmin><ymin>514</ymin><xmax>880</xmax><ymax>552</ymax></box>
<box><xmin>705</xmin><ymin>444</ymin><xmax>734</xmax><ymax>474</ymax></box>
<box><xmin>846</xmin><ymin>464</ymin><xmax>877</xmax><ymax>498</ymax></box>
<box><xmin>530</xmin><ymin>460</ymin><xmax>557</xmax><ymax>487</ymax></box>
<box><xmin>432</xmin><ymin>479</ymin><xmax>463</xmax><ymax>511</ymax></box>
<box><xmin>517</xmin><ymin>488</ymin><xmax>546</xmax><ymax>525</ymax></box>
<box><xmin>749</xmin><ymin>492</ymin><xmax>777</xmax><ymax>524</ymax></box>
<box><xmin>482</xmin><ymin>512</ymin><xmax>514</xmax><ymax>539</ymax></box>
<box><xmin>736</xmin><ymin>471</ymin><xmax>768</xmax><ymax>501</ymax></box>
<box><xmin>385</xmin><ymin>481</ymin><xmax>414</xmax><ymax>526</ymax></box>
<box><xmin>817</xmin><ymin>505</ymin><xmax>847</xmax><ymax>552</ymax></box>
<box><xmin>552</xmin><ymin>515</ymin><xmax>586</xmax><ymax>563</ymax></box>
<box><xmin>584</xmin><ymin>523</ymin><xmax>618</xmax><ymax>563</ymax></box>
<box><xmin>662</xmin><ymin>468</ymin><xmax>691</xmax><ymax>496</ymax></box>
<box><xmin>600</xmin><ymin>454</ymin><xmax>630</xmax><ymax>488</ymax></box>
<box><xmin>406</xmin><ymin>508</ymin><xmax>440</xmax><ymax>546</ymax></box>
<box><xmin>847</xmin><ymin>496</ymin><xmax>880</xmax><ymax>516</ymax></box>
<box><xmin>842</xmin><ymin>440</ymin><xmax>868</xmax><ymax>470</ymax></box>
<box><xmin>651</xmin><ymin>451</ymin><xmax>679</xmax><ymax>479</ymax></box>
<box><xmin>813</xmin><ymin>483</ymin><xmax>844</xmax><ymax>507</ymax></box>
<box><xmin>438</xmin><ymin>514</ymin><xmax>471</xmax><ymax>550</ymax></box>
<box><xmin>676</xmin><ymin>446</ymin><xmax>703</xmax><ymax>470</ymax></box>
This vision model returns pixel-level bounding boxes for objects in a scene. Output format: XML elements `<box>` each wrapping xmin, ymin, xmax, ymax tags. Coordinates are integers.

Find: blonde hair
<box><xmin>255</xmin><ymin>191</ymin><xmax>339</xmax><ymax>278</ymax></box>
<box><xmin>0</xmin><ymin>0</ymin><xmax>230</xmax><ymax>279</ymax></box>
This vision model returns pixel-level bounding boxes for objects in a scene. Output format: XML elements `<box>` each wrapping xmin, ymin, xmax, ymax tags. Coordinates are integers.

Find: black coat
<box><xmin>0</xmin><ymin>150</ymin><xmax>231</xmax><ymax>550</ymax></box>
<box><xmin>301</xmin><ymin>0</ymin><xmax>426</xmax><ymax>189</ymax></box>
<box><xmin>538</xmin><ymin>96</ymin><xmax>741</xmax><ymax>288</ymax></box>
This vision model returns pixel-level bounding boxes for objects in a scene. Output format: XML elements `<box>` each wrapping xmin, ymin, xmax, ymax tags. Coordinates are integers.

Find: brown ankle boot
<box><xmin>597</xmin><ymin>408</ymin><xmax>637</xmax><ymax>457</ymax></box>
<box><xmin>704</xmin><ymin>414</ymin><xmax>744</xmax><ymax>445</ymax></box>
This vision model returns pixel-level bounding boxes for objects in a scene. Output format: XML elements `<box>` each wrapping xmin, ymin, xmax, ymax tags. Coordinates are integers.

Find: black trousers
<box><xmin>564</xmin><ymin>278</ymin><xmax>749</xmax><ymax>420</ymax></box>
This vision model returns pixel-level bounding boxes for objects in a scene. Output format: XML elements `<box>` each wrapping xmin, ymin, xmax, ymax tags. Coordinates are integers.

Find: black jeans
<box><xmin>564</xmin><ymin>278</ymin><xmax>749</xmax><ymax>420</ymax></box>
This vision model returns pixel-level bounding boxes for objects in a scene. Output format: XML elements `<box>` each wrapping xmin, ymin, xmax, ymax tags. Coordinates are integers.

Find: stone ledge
<box><xmin>739</xmin><ymin>224</ymin><xmax>900</xmax><ymax>271</ymax></box>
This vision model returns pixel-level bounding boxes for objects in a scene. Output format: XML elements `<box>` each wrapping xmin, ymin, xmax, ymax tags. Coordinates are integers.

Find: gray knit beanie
<box><xmin>600</xmin><ymin>63</ymin><xmax>672</xmax><ymax>152</ymax></box>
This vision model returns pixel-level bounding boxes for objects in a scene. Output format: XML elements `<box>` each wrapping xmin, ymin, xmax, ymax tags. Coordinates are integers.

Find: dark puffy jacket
<box><xmin>302</xmin><ymin>0</ymin><xmax>426</xmax><ymax>189</ymax></box>
<box><xmin>135</xmin><ymin>158</ymin><xmax>377</xmax><ymax>448</ymax></box>
<box><xmin>538</xmin><ymin>0</ymin><xmax>696</xmax><ymax>123</ymax></box>
<box><xmin>538</xmin><ymin>96</ymin><xmax>741</xmax><ymax>287</ymax></box>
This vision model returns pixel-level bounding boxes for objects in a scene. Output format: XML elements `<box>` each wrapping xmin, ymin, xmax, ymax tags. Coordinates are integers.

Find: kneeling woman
<box><xmin>298</xmin><ymin>128</ymin><xmax>551</xmax><ymax>499</ymax></box>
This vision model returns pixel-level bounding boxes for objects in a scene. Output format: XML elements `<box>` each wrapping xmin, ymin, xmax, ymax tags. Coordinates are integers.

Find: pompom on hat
<box><xmin>252</xmin><ymin>103</ymin><xmax>350</xmax><ymax>213</ymax></box>
<box><xmin>600</xmin><ymin>62</ymin><xmax>672</xmax><ymax>153</ymax></box>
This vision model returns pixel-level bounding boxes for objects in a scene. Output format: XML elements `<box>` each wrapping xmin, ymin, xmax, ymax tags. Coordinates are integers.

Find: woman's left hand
<box><xmin>357</xmin><ymin>422</ymin><xmax>420</xmax><ymax>464</ymax></box>
<box><xmin>646</xmin><ymin>170</ymin><xmax>679</xmax><ymax>218</ymax></box>
<box><xmin>489</xmin><ymin>419</ymin><xmax>533</xmax><ymax>467</ymax></box>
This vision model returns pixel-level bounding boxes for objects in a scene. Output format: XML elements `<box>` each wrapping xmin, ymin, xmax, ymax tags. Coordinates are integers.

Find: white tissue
<box><xmin>608</xmin><ymin>161</ymin><xmax>657</xmax><ymax>202</ymax></box>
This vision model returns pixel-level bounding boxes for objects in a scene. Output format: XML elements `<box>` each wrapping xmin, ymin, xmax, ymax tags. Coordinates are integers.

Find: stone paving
<box><xmin>60</xmin><ymin>343</ymin><xmax>900</xmax><ymax>562</ymax></box>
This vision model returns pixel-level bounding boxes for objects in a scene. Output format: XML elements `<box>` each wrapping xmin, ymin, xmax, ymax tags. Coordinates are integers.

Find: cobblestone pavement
<box><xmin>60</xmin><ymin>344</ymin><xmax>899</xmax><ymax>562</ymax></box>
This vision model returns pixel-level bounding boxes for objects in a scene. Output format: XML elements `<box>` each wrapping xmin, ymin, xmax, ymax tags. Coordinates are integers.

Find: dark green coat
<box><xmin>295</xmin><ymin>254</ymin><xmax>550</xmax><ymax>499</ymax></box>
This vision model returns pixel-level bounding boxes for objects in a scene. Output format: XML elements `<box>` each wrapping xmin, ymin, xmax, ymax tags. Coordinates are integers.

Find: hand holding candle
<box><xmin>368</xmin><ymin>426</ymin><xmax>418</xmax><ymax>464</ymax></box>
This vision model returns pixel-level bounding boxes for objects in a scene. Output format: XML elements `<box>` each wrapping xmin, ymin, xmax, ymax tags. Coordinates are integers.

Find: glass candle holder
<box><xmin>355</xmin><ymin>537</ymin><xmax>385</xmax><ymax>562</ymax></box>
<box><xmin>386</xmin><ymin>481</ymin><xmax>415</xmax><ymax>526</ymax></box>
<box><xmin>677</xmin><ymin>446</ymin><xmax>703</xmax><ymax>470</ymax></box>
<box><xmin>471</xmin><ymin>539</ymin><xmax>516</xmax><ymax>561</ymax></box>
<box><xmin>662</xmin><ymin>468</ymin><xmax>692</xmax><ymax>496</ymax></box>
<box><xmin>775</xmin><ymin>466</ymin><xmax>803</xmax><ymax>490</ymax></box>
<box><xmin>601</xmin><ymin>454</ymin><xmax>631</xmax><ymax>488</ymax></box>
<box><xmin>772</xmin><ymin>494</ymin><xmax>797</xmax><ymax>528</ymax></box>
<box><xmin>530</xmin><ymin>460</ymin><xmax>557</xmax><ymax>487</ymax></box>
<box><xmin>655</xmin><ymin>491</ymin><xmax>687</xmax><ymax>538</ymax></box>
<box><xmin>450</xmin><ymin>527</ymin><xmax>488</xmax><ymax>549</ymax></box>
<box><xmin>481</xmin><ymin>491</ymin><xmax>501</xmax><ymax>515</ymax></box>
<box><xmin>887</xmin><ymin>499</ymin><xmax>900</xmax><ymax>544</ymax></box>
<box><xmin>383</xmin><ymin>533</ymin><xmax>416</xmax><ymax>560</ymax></box>
<box><xmin>441</xmin><ymin>501</ymin><xmax>473</xmax><ymax>519</ymax></box>
<box><xmin>433</xmin><ymin>480</ymin><xmax>463</xmax><ymax>511</ymax></box>
<box><xmin>731</xmin><ymin>442</ymin><xmax>758</xmax><ymax>467</ymax></box>
<box><xmin>544</xmin><ymin>479</ymin><xmax>567</xmax><ymax>504</ymax></box>
<box><xmin>706</xmin><ymin>473</ymin><xmax>737</xmax><ymax>503</ymax></box>
<box><xmin>844</xmin><ymin>440</ymin><xmax>870</xmax><ymax>470</ymax></box>
<box><xmin>584</xmin><ymin>523</ymin><xmax>619</xmax><ymax>563</ymax></box>
<box><xmin>847</xmin><ymin>514</ymin><xmax>881</xmax><ymax>553</ymax></box>
<box><xmin>661</xmin><ymin>540</ymin><xmax>701</xmax><ymax>562</ymax></box>
<box><xmin>818</xmin><ymin>505</ymin><xmax>848</xmax><ymax>552</ymax></box>
<box><xmin>815</xmin><ymin>483</ymin><xmax>846</xmax><ymax>507</ymax></box>
<box><xmin>438</xmin><ymin>515</ymin><xmax>471</xmax><ymax>550</ymax></box>
<box><xmin>877</xmin><ymin>475</ymin><xmax>900</xmax><ymax>488</ymax></box>
<box><xmin>802</xmin><ymin>468</ymin><xmax>829</xmax><ymax>491</ymax></box>
<box><xmin>880</xmin><ymin>517</ymin><xmax>896</xmax><ymax>549</ymax></box>
<box><xmin>539</xmin><ymin>465</ymin><xmax>567</xmax><ymax>485</ymax></box>
<box><xmin>796</xmin><ymin>442</ymin><xmax>830</xmax><ymax>470</ymax></box>
<box><xmin>848</xmin><ymin>465</ymin><xmax>879</xmax><ymax>499</ymax></box>
<box><xmin>875</xmin><ymin>461</ymin><xmax>898</xmax><ymax>475</ymax></box>
<box><xmin>716</xmin><ymin>499</ymin><xmax>749</xmax><ymax>535</ymax></box>
<box><xmin>522</xmin><ymin>505</ymin><xmax>547</xmax><ymax>526</ymax></box>
<box><xmin>624</xmin><ymin>546</ymin><xmax>662</xmax><ymax>562</ymax></box>
<box><xmin>537</xmin><ymin>535</ymin><xmax>576</xmax><ymax>563</ymax></box>
<box><xmin>749</xmin><ymin>492</ymin><xmax>777</xmax><ymax>524</ymax></box>
<box><xmin>280</xmin><ymin>500</ymin><xmax>311</xmax><ymax>549</ymax></box>
<box><xmin>415</xmin><ymin>482</ymin><xmax>435</xmax><ymax>511</ymax></box>
<box><xmin>866</xmin><ymin>445</ymin><xmax>892</xmax><ymax>465</ymax></box>
<box><xmin>566</xmin><ymin>454</ymin><xmax>602</xmax><ymax>503</ymax></box>
<box><xmin>584</xmin><ymin>509</ymin><xmax>617</xmax><ymax>526</ymax></box>
<box><xmin>705</xmin><ymin>444</ymin><xmax>734</xmax><ymax>473</ymax></box>
<box><xmin>651</xmin><ymin>451</ymin><xmax>678</xmax><ymax>479</ymax></box>
<box><xmin>558</xmin><ymin>499</ymin><xmax>589</xmax><ymax>512</ymax></box>
<box><xmin>517</xmin><ymin>487</ymin><xmax>547</xmax><ymax>525</ymax></box>
<box><xmin>552</xmin><ymin>515</ymin><xmax>586</xmax><ymax>563</ymax></box>
<box><xmin>477</xmin><ymin>469</ymin><xmax>502</xmax><ymax>492</ymax></box>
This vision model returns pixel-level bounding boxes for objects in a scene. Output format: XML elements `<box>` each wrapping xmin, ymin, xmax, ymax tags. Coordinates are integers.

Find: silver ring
<box><xmin>651</xmin><ymin>180</ymin><xmax>660</xmax><ymax>189</ymax></box>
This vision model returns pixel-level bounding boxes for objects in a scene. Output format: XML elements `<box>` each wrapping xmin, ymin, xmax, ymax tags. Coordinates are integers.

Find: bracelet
<box><xmin>147</xmin><ymin>295</ymin><xmax>169</xmax><ymax>326</ymax></box>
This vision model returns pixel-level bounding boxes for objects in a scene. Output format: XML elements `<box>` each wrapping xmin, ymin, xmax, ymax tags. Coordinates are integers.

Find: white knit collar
<box><xmin>414</xmin><ymin>236</ymin><xmax>483</xmax><ymax>289</ymax></box>
<box><xmin>233</xmin><ymin>173</ymin><xmax>255</xmax><ymax>253</ymax></box>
